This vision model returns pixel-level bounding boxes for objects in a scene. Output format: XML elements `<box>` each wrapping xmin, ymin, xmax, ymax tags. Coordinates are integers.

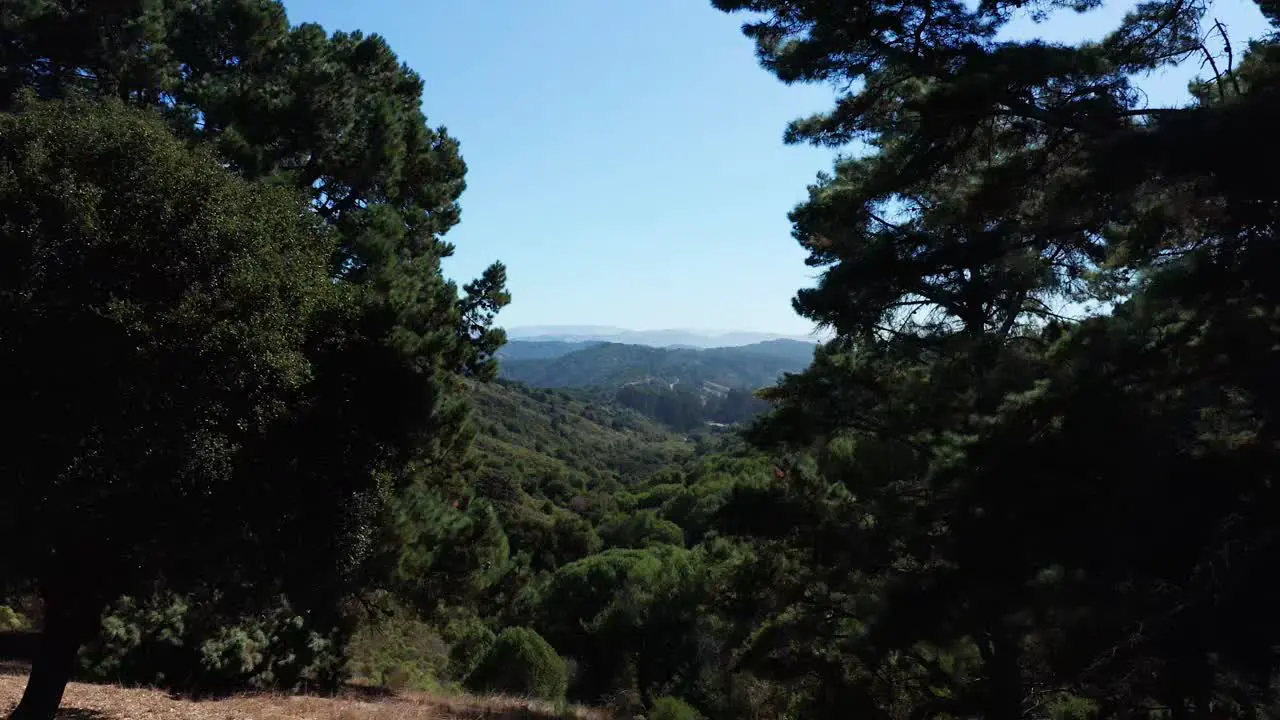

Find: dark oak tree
<box><xmin>0</xmin><ymin>2</ymin><xmax>510</xmax><ymax>717</ymax></box>
<box><xmin>0</xmin><ymin>98</ymin><xmax>338</xmax><ymax>719</ymax></box>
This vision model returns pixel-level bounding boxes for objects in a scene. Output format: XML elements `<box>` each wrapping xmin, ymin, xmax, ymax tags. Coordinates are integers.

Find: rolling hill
<box><xmin>495</xmin><ymin>340</ymin><xmax>603</xmax><ymax>361</ymax></box>
<box><xmin>466</xmin><ymin>379</ymin><xmax>696</xmax><ymax>492</ymax></box>
<box><xmin>462</xmin><ymin>379</ymin><xmax>706</xmax><ymax>573</ymax></box>
<box><xmin>495</xmin><ymin>339</ymin><xmax>816</xmax><ymax>391</ymax></box>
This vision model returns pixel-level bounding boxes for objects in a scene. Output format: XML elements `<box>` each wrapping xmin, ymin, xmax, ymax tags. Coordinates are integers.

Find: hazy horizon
<box><xmin>502</xmin><ymin>325</ymin><xmax>832</xmax><ymax>349</ymax></box>
<box><xmin>505</xmin><ymin>324</ymin><xmax>823</xmax><ymax>336</ymax></box>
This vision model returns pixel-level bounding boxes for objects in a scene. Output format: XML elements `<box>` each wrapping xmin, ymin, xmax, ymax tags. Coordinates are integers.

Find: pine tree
<box><xmin>715</xmin><ymin>0</ymin><xmax>1280</xmax><ymax>715</ymax></box>
<box><xmin>0</xmin><ymin>2</ymin><xmax>511</xmax><ymax>716</ymax></box>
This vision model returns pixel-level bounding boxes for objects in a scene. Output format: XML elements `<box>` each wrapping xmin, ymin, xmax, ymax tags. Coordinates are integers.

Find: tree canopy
<box><xmin>7</xmin><ymin>1</ymin><xmax>1280</xmax><ymax>719</ymax></box>
<box><xmin>711</xmin><ymin>0</ymin><xmax>1280</xmax><ymax>716</ymax></box>
<box><xmin>0</xmin><ymin>96</ymin><xmax>336</xmax><ymax>719</ymax></box>
<box><xmin>1</xmin><ymin>0</ymin><xmax>508</xmax><ymax>375</ymax></box>
<box><xmin>0</xmin><ymin>2</ymin><xmax>510</xmax><ymax>718</ymax></box>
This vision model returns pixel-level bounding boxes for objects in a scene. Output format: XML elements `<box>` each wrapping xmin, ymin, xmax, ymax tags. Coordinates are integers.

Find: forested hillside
<box><xmin>495</xmin><ymin>340</ymin><xmax>603</xmax><ymax>361</ymax></box>
<box><xmin>494</xmin><ymin>340</ymin><xmax>814</xmax><ymax>431</ymax></box>
<box><xmin>4</xmin><ymin>0</ymin><xmax>1280</xmax><ymax>719</ymax></box>
<box><xmin>497</xmin><ymin>339</ymin><xmax>815</xmax><ymax>390</ymax></box>
<box><xmin>467</xmin><ymin>380</ymin><xmax>696</xmax><ymax>493</ymax></box>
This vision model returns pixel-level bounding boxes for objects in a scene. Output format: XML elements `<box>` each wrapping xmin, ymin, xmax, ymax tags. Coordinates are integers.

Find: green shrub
<box><xmin>599</xmin><ymin>511</ymin><xmax>685</xmax><ymax>549</ymax></box>
<box><xmin>465</xmin><ymin>626</ymin><xmax>568</xmax><ymax>701</ymax></box>
<box><xmin>441</xmin><ymin>614</ymin><xmax>496</xmax><ymax>679</ymax></box>
<box><xmin>198</xmin><ymin>604</ymin><xmax>345</xmax><ymax>692</ymax></box>
<box><xmin>649</xmin><ymin>696</ymin><xmax>705</xmax><ymax>720</ymax></box>
<box><xmin>1045</xmin><ymin>693</ymin><xmax>1098</xmax><ymax>720</ymax></box>
<box><xmin>80</xmin><ymin>594</ymin><xmax>188</xmax><ymax>684</ymax></box>
<box><xmin>78</xmin><ymin>592</ymin><xmax>345</xmax><ymax>694</ymax></box>
<box><xmin>346</xmin><ymin>602</ymin><xmax>451</xmax><ymax>692</ymax></box>
<box><xmin>0</xmin><ymin>605</ymin><xmax>28</xmax><ymax>631</ymax></box>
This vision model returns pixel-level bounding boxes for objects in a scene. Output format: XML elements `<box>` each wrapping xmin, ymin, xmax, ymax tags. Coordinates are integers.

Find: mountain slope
<box><xmin>495</xmin><ymin>340</ymin><xmax>603</xmax><ymax>361</ymax></box>
<box><xmin>463</xmin><ymin>380</ymin><xmax>702</xmax><ymax>573</ymax></box>
<box><xmin>466</xmin><ymin>380</ymin><xmax>694</xmax><ymax>492</ymax></box>
<box><xmin>496</xmin><ymin>340</ymin><xmax>816</xmax><ymax>391</ymax></box>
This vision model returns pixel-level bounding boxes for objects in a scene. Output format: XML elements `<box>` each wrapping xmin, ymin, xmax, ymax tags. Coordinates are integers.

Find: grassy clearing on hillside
<box><xmin>0</xmin><ymin>669</ymin><xmax>608</xmax><ymax>720</ymax></box>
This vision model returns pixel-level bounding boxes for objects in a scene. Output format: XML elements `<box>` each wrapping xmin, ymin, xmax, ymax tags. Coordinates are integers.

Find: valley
<box><xmin>4</xmin><ymin>0</ymin><xmax>1275</xmax><ymax>717</ymax></box>
<box><xmin>493</xmin><ymin>339</ymin><xmax>816</xmax><ymax>431</ymax></box>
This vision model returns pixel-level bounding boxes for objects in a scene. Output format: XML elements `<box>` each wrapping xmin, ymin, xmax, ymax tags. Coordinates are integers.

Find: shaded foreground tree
<box><xmin>0</xmin><ymin>0</ymin><xmax>509</xmax><ymax>379</ymax></box>
<box><xmin>1</xmin><ymin>3</ymin><xmax>510</xmax><ymax>717</ymax></box>
<box><xmin>714</xmin><ymin>0</ymin><xmax>1280</xmax><ymax>716</ymax></box>
<box><xmin>0</xmin><ymin>98</ymin><xmax>332</xmax><ymax>718</ymax></box>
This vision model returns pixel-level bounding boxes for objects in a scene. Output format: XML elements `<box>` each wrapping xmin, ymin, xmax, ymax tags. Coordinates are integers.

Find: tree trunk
<box><xmin>635</xmin><ymin>652</ymin><xmax>653</xmax><ymax>708</ymax></box>
<box><xmin>8</xmin><ymin>591</ymin><xmax>99</xmax><ymax>720</ymax></box>
<box><xmin>980</xmin><ymin>628</ymin><xmax>1024</xmax><ymax>720</ymax></box>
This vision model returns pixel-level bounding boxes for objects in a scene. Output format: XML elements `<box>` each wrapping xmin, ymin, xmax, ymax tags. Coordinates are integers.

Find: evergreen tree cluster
<box><xmin>708</xmin><ymin>0</ymin><xmax>1280</xmax><ymax>716</ymax></box>
<box><xmin>3</xmin><ymin>0</ymin><xmax>1280</xmax><ymax>719</ymax></box>
<box><xmin>0</xmin><ymin>1</ymin><xmax>507</xmax><ymax>718</ymax></box>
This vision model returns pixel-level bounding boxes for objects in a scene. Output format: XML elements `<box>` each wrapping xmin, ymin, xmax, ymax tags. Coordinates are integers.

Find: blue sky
<box><xmin>281</xmin><ymin>0</ymin><xmax>1270</xmax><ymax>335</ymax></box>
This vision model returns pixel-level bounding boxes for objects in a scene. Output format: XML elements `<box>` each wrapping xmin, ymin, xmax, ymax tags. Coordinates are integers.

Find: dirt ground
<box><xmin>0</xmin><ymin>668</ymin><xmax>605</xmax><ymax>720</ymax></box>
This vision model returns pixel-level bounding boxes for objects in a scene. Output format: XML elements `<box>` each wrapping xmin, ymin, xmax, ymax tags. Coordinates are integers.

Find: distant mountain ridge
<box><xmin>496</xmin><ymin>339</ymin><xmax>604</xmax><ymax>361</ymax></box>
<box><xmin>496</xmin><ymin>339</ymin><xmax>816</xmax><ymax>391</ymax></box>
<box><xmin>505</xmin><ymin>325</ymin><xmax>823</xmax><ymax>349</ymax></box>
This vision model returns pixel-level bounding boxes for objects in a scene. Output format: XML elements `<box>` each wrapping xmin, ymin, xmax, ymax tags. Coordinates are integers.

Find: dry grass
<box><xmin>0</xmin><ymin>671</ymin><xmax>609</xmax><ymax>720</ymax></box>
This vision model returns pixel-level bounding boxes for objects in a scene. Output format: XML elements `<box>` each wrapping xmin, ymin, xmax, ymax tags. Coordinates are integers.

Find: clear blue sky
<box><xmin>280</xmin><ymin>0</ymin><xmax>1270</xmax><ymax>335</ymax></box>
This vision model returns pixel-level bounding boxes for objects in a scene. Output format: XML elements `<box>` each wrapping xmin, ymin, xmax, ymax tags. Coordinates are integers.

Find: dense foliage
<box><xmin>5</xmin><ymin>0</ymin><xmax>1280</xmax><ymax>719</ymax></box>
<box><xmin>649</xmin><ymin>697</ymin><xmax>705</xmax><ymax>720</ymax></box>
<box><xmin>497</xmin><ymin>340</ymin><xmax>815</xmax><ymax>390</ymax></box>
<box><xmin>613</xmin><ymin>384</ymin><xmax>768</xmax><ymax>431</ymax></box>
<box><xmin>464</xmin><ymin>627</ymin><xmax>569</xmax><ymax>702</ymax></box>
<box><xmin>0</xmin><ymin>98</ymin><xmax>350</xmax><ymax>718</ymax></box>
<box><xmin>78</xmin><ymin>593</ymin><xmax>344</xmax><ymax>695</ymax></box>
<box><xmin>0</xmin><ymin>1</ymin><xmax>508</xmax><ymax>718</ymax></box>
<box><xmin>706</xmin><ymin>0</ymin><xmax>1280</xmax><ymax>717</ymax></box>
<box><xmin>495</xmin><ymin>339</ymin><xmax>807</xmax><ymax>430</ymax></box>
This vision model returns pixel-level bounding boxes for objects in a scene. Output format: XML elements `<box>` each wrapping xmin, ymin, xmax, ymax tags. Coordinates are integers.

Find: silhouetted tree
<box><xmin>0</xmin><ymin>2</ymin><xmax>510</xmax><ymax>716</ymax></box>
<box><xmin>0</xmin><ymin>98</ymin><xmax>337</xmax><ymax>719</ymax></box>
<box><xmin>714</xmin><ymin>0</ymin><xmax>1280</xmax><ymax>716</ymax></box>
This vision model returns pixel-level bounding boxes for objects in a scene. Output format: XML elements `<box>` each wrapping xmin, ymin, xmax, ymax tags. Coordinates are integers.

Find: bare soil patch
<box><xmin>0</xmin><ymin>672</ymin><xmax>606</xmax><ymax>720</ymax></box>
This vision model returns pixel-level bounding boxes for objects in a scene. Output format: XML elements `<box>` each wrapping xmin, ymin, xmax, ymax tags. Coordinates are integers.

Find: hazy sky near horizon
<box><xmin>282</xmin><ymin>0</ymin><xmax>1270</xmax><ymax>334</ymax></box>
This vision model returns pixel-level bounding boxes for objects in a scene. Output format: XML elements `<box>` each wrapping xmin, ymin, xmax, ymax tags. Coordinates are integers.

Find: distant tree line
<box><xmin>614</xmin><ymin>385</ymin><xmax>769</xmax><ymax>431</ymax></box>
